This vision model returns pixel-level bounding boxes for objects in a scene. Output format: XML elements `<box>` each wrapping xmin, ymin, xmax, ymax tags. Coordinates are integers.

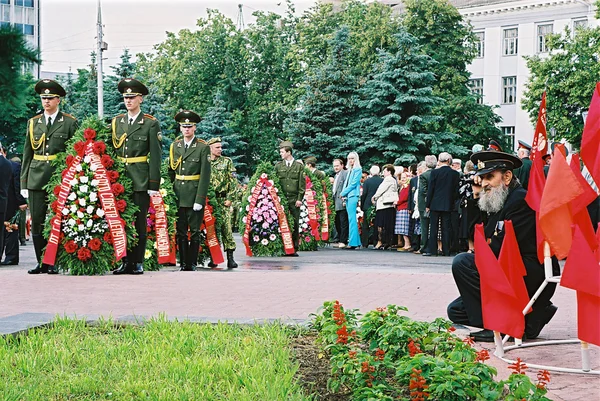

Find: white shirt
<box><xmin>183</xmin><ymin>138</ymin><xmax>194</xmax><ymax>148</ymax></box>
<box><xmin>44</xmin><ymin>109</ymin><xmax>59</xmax><ymax>126</ymax></box>
<box><xmin>127</xmin><ymin>111</ymin><xmax>141</xmax><ymax>124</ymax></box>
<box><xmin>285</xmin><ymin>157</ymin><xmax>295</xmax><ymax>167</ymax></box>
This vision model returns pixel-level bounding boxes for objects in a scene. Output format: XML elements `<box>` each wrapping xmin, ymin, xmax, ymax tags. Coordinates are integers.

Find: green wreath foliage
<box><xmin>43</xmin><ymin>116</ymin><xmax>138</xmax><ymax>275</ymax></box>
<box><xmin>238</xmin><ymin>161</ymin><xmax>292</xmax><ymax>257</ymax></box>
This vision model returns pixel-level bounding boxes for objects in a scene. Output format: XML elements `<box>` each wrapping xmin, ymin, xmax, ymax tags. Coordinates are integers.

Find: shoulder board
<box><xmin>31</xmin><ymin>114</ymin><xmax>43</xmax><ymax>120</ymax></box>
<box><xmin>62</xmin><ymin>112</ymin><xmax>76</xmax><ymax>120</ymax></box>
<box><xmin>294</xmin><ymin>160</ymin><xmax>304</xmax><ymax>165</ymax></box>
<box><xmin>113</xmin><ymin>114</ymin><xmax>125</xmax><ymax>122</ymax></box>
<box><xmin>144</xmin><ymin>113</ymin><xmax>156</xmax><ymax>120</ymax></box>
<box><xmin>196</xmin><ymin>138</ymin><xmax>207</xmax><ymax>145</ymax></box>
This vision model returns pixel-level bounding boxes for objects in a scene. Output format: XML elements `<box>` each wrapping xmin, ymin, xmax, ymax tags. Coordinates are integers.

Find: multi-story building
<box><xmin>1</xmin><ymin>0</ymin><xmax>40</xmax><ymax>78</ymax></box>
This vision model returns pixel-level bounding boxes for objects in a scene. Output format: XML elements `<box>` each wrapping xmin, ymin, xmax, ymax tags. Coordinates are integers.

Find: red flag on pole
<box><xmin>474</xmin><ymin>224</ymin><xmax>525</xmax><ymax>338</ymax></box>
<box><xmin>498</xmin><ymin>220</ymin><xmax>531</xmax><ymax>314</ymax></box>
<box><xmin>581</xmin><ymin>82</ymin><xmax>600</xmax><ymax>186</ymax></box>
<box><xmin>569</xmin><ymin>154</ymin><xmax>599</xmax><ymax>251</ymax></box>
<box><xmin>525</xmin><ymin>92</ymin><xmax>548</xmax><ymax>262</ymax></box>
<box><xmin>539</xmin><ymin>149</ymin><xmax>584</xmax><ymax>260</ymax></box>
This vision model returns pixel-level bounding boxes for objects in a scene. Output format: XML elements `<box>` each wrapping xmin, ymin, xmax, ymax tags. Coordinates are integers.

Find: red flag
<box><xmin>474</xmin><ymin>224</ymin><xmax>525</xmax><ymax>338</ymax></box>
<box><xmin>577</xmin><ymin>292</ymin><xmax>600</xmax><ymax>346</ymax></box>
<box><xmin>581</xmin><ymin>82</ymin><xmax>600</xmax><ymax>186</ymax></box>
<box><xmin>539</xmin><ymin>150</ymin><xmax>584</xmax><ymax>259</ymax></box>
<box><xmin>526</xmin><ymin>92</ymin><xmax>548</xmax><ymax>262</ymax></box>
<box><xmin>569</xmin><ymin>154</ymin><xmax>598</xmax><ymax>251</ymax></box>
<box><xmin>498</xmin><ymin>220</ymin><xmax>531</xmax><ymax>314</ymax></box>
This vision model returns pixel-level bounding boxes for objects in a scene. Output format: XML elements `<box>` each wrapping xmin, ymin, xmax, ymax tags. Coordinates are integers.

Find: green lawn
<box><xmin>0</xmin><ymin>317</ymin><xmax>312</xmax><ymax>400</ymax></box>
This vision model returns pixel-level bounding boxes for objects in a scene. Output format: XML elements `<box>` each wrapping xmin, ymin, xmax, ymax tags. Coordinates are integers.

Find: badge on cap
<box><xmin>126</xmin><ymin>88</ymin><xmax>132</xmax><ymax>93</ymax></box>
<box><xmin>185</xmin><ymin>118</ymin><xmax>190</xmax><ymax>123</ymax></box>
<box><xmin>477</xmin><ymin>160</ymin><xmax>485</xmax><ymax>170</ymax></box>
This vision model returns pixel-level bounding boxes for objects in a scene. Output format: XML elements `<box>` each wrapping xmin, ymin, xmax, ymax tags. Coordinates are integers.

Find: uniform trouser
<box><xmin>419</xmin><ymin>214</ymin><xmax>429</xmax><ymax>252</ymax></box>
<box><xmin>447</xmin><ymin>252</ymin><xmax>559</xmax><ymax>329</ymax></box>
<box><xmin>176</xmin><ymin>206</ymin><xmax>203</xmax><ymax>243</ymax></box>
<box><xmin>287</xmin><ymin>201</ymin><xmax>300</xmax><ymax>251</ymax></box>
<box><xmin>131</xmin><ymin>191</ymin><xmax>150</xmax><ymax>264</ymax></box>
<box><xmin>29</xmin><ymin>190</ymin><xmax>48</xmax><ymax>263</ymax></box>
<box><xmin>19</xmin><ymin>210</ymin><xmax>26</xmax><ymax>242</ymax></box>
<box><xmin>215</xmin><ymin>199</ymin><xmax>236</xmax><ymax>251</ymax></box>
<box><xmin>335</xmin><ymin>209</ymin><xmax>349</xmax><ymax>244</ymax></box>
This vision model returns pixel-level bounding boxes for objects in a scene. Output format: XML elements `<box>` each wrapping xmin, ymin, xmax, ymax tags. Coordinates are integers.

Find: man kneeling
<box><xmin>447</xmin><ymin>151</ymin><xmax>559</xmax><ymax>342</ymax></box>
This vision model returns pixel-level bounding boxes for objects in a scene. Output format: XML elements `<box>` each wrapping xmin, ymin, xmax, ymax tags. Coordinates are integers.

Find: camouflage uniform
<box><xmin>210</xmin><ymin>156</ymin><xmax>237</xmax><ymax>251</ymax></box>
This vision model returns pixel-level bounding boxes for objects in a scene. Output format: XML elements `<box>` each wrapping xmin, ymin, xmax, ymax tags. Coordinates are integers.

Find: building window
<box><xmin>502</xmin><ymin>127</ymin><xmax>515</xmax><ymax>151</ymax></box>
<box><xmin>1</xmin><ymin>4</ymin><xmax>9</xmax><ymax>21</ymax></box>
<box><xmin>23</xmin><ymin>23</ymin><xmax>33</xmax><ymax>35</ymax></box>
<box><xmin>474</xmin><ymin>31</ymin><xmax>484</xmax><ymax>58</ymax></box>
<box><xmin>1</xmin><ymin>0</ymin><xmax>10</xmax><ymax>5</ymax></box>
<box><xmin>469</xmin><ymin>79</ymin><xmax>484</xmax><ymax>104</ymax></box>
<box><xmin>503</xmin><ymin>27</ymin><xmax>518</xmax><ymax>56</ymax></box>
<box><xmin>502</xmin><ymin>76</ymin><xmax>517</xmax><ymax>104</ymax></box>
<box><xmin>15</xmin><ymin>0</ymin><xmax>34</xmax><ymax>7</ymax></box>
<box><xmin>537</xmin><ymin>23</ymin><xmax>553</xmax><ymax>53</ymax></box>
<box><xmin>573</xmin><ymin>18</ymin><xmax>588</xmax><ymax>31</ymax></box>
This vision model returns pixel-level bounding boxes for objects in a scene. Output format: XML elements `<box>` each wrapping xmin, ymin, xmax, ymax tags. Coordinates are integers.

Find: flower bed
<box><xmin>310</xmin><ymin>301</ymin><xmax>553</xmax><ymax>400</ymax></box>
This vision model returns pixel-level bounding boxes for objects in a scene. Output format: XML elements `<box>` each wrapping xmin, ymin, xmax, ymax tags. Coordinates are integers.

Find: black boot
<box><xmin>28</xmin><ymin>235</ymin><xmax>48</xmax><ymax>274</ymax></box>
<box><xmin>130</xmin><ymin>236</ymin><xmax>146</xmax><ymax>275</ymax></box>
<box><xmin>113</xmin><ymin>257</ymin><xmax>132</xmax><ymax>275</ymax></box>
<box><xmin>188</xmin><ymin>240</ymin><xmax>199</xmax><ymax>271</ymax></box>
<box><xmin>226</xmin><ymin>250</ymin><xmax>238</xmax><ymax>269</ymax></box>
<box><xmin>47</xmin><ymin>265</ymin><xmax>59</xmax><ymax>274</ymax></box>
<box><xmin>178</xmin><ymin>239</ymin><xmax>191</xmax><ymax>271</ymax></box>
<box><xmin>207</xmin><ymin>258</ymin><xmax>218</xmax><ymax>268</ymax></box>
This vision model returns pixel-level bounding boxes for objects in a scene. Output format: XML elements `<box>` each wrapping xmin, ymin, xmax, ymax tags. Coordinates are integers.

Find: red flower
<box><xmin>348</xmin><ymin>350</ymin><xmax>357</xmax><ymax>359</ymax></box>
<box><xmin>332</xmin><ymin>300</ymin><xmax>346</xmax><ymax>326</ymax></box>
<box><xmin>101</xmin><ymin>154</ymin><xmax>113</xmax><ymax>168</ymax></box>
<box><xmin>64</xmin><ymin>240</ymin><xmax>78</xmax><ymax>254</ymax></box>
<box><xmin>336</xmin><ymin>325</ymin><xmax>349</xmax><ymax>344</ymax></box>
<box><xmin>375</xmin><ymin>348</ymin><xmax>385</xmax><ymax>361</ymax></box>
<box><xmin>508</xmin><ymin>358</ymin><xmax>528</xmax><ymax>375</ymax></box>
<box><xmin>476</xmin><ymin>349</ymin><xmax>490</xmax><ymax>362</ymax></box>
<box><xmin>74</xmin><ymin>141</ymin><xmax>86</xmax><ymax>157</ymax></box>
<box><xmin>112</xmin><ymin>183</ymin><xmax>125</xmax><ymax>196</ymax></box>
<box><xmin>536</xmin><ymin>369</ymin><xmax>551</xmax><ymax>389</ymax></box>
<box><xmin>92</xmin><ymin>141</ymin><xmax>106</xmax><ymax>155</ymax></box>
<box><xmin>88</xmin><ymin>238</ymin><xmax>102</xmax><ymax>251</ymax></box>
<box><xmin>61</xmin><ymin>169</ymin><xmax>69</xmax><ymax>179</ymax></box>
<box><xmin>53</xmin><ymin>185</ymin><xmax>61</xmax><ymax>196</ymax></box>
<box><xmin>107</xmin><ymin>170</ymin><xmax>119</xmax><ymax>183</ymax></box>
<box><xmin>66</xmin><ymin>155</ymin><xmax>74</xmax><ymax>166</ymax></box>
<box><xmin>116</xmin><ymin>199</ymin><xmax>127</xmax><ymax>212</ymax></box>
<box><xmin>77</xmin><ymin>247</ymin><xmax>92</xmax><ymax>261</ymax></box>
<box><xmin>408</xmin><ymin>339</ymin><xmax>422</xmax><ymax>357</ymax></box>
<box><xmin>83</xmin><ymin>128</ymin><xmax>97</xmax><ymax>140</ymax></box>
<box><xmin>103</xmin><ymin>232</ymin><xmax>113</xmax><ymax>244</ymax></box>
<box><xmin>50</xmin><ymin>200</ymin><xmax>60</xmax><ymax>213</ymax></box>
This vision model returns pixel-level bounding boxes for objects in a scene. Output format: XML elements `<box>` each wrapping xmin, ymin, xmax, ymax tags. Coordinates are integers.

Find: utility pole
<box><xmin>236</xmin><ymin>4</ymin><xmax>245</xmax><ymax>31</ymax></box>
<box><xmin>96</xmin><ymin>0</ymin><xmax>107</xmax><ymax>117</ymax></box>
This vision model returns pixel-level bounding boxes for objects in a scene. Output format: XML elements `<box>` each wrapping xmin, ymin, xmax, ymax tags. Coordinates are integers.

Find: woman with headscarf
<box><xmin>341</xmin><ymin>152</ymin><xmax>363</xmax><ymax>249</ymax></box>
<box><xmin>372</xmin><ymin>164</ymin><xmax>398</xmax><ymax>249</ymax></box>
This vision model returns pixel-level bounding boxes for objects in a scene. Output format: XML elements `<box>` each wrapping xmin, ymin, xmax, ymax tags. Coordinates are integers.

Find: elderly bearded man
<box><xmin>447</xmin><ymin>151</ymin><xmax>559</xmax><ymax>342</ymax></box>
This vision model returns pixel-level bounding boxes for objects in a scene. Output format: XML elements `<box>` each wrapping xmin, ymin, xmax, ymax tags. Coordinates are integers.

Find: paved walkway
<box><xmin>1</xmin><ymin>237</ymin><xmax>598</xmax><ymax>400</ymax></box>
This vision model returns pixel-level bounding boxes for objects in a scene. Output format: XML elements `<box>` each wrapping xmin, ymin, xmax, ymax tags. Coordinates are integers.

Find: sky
<box><xmin>41</xmin><ymin>0</ymin><xmax>318</xmax><ymax>74</ymax></box>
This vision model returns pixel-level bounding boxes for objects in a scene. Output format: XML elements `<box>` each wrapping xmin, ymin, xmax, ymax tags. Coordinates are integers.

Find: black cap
<box><xmin>174</xmin><ymin>110</ymin><xmax>201</xmax><ymax>127</ymax></box>
<box><xmin>517</xmin><ymin>140</ymin><xmax>532</xmax><ymax>151</ymax></box>
<box><xmin>487</xmin><ymin>139</ymin><xmax>503</xmax><ymax>152</ymax></box>
<box><xmin>471</xmin><ymin>151</ymin><xmax>523</xmax><ymax>176</ymax></box>
<box><xmin>35</xmin><ymin>79</ymin><xmax>66</xmax><ymax>98</ymax></box>
<box><xmin>118</xmin><ymin>78</ymin><xmax>149</xmax><ymax>97</ymax></box>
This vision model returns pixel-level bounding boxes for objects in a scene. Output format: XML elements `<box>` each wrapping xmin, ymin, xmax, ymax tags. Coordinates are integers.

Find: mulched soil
<box><xmin>291</xmin><ymin>334</ymin><xmax>350</xmax><ymax>400</ymax></box>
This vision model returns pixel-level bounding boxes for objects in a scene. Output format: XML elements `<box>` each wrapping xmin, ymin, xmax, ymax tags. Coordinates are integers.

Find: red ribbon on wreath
<box><xmin>202</xmin><ymin>201</ymin><xmax>224</xmax><ymax>264</ymax></box>
<box><xmin>243</xmin><ymin>175</ymin><xmax>295</xmax><ymax>256</ymax></box>
<box><xmin>321</xmin><ymin>191</ymin><xmax>330</xmax><ymax>241</ymax></box>
<box><xmin>304</xmin><ymin>176</ymin><xmax>321</xmax><ymax>240</ymax></box>
<box><xmin>150</xmin><ymin>192</ymin><xmax>176</xmax><ymax>264</ymax></box>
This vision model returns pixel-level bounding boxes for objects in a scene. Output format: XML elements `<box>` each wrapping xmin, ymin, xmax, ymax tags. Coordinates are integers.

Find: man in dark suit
<box><xmin>360</xmin><ymin>165</ymin><xmax>383</xmax><ymax>248</ymax></box>
<box><xmin>416</xmin><ymin>155</ymin><xmax>436</xmax><ymax>254</ymax></box>
<box><xmin>332</xmin><ymin>158</ymin><xmax>349</xmax><ymax>248</ymax></box>
<box><xmin>0</xmin><ymin>143</ymin><xmax>13</xmax><ymax>261</ymax></box>
<box><xmin>1</xmin><ymin>147</ymin><xmax>27</xmax><ymax>265</ymax></box>
<box><xmin>513</xmin><ymin>140</ymin><xmax>532</xmax><ymax>190</ymax></box>
<box><xmin>447</xmin><ymin>151</ymin><xmax>559</xmax><ymax>341</ymax></box>
<box><xmin>425</xmin><ymin>152</ymin><xmax>460</xmax><ymax>256</ymax></box>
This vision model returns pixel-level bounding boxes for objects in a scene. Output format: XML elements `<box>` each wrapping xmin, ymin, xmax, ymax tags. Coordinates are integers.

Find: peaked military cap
<box><xmin>304</xmin><ymin>156</ymin><xmax>317</xmax><ymax>165</ymax></box>
<box><xmin>517</xmin><ymin>140</ymin><xmax>532</xmax><ymax>151</ymax></box>
<box><xmin>550</xmin><ymin>142</ymin><xmax>569</xmax><ymax>157</ymax></box>
<box><xmin>487</xmin><ymin>139</ymin><xmax>503</xmax><ymax>152</ymax></box>
<box><xmin>118</xmin><ymin>78</ymin><xmax>149</xmax><ymax>97</ymax></box>
<box><xmin>279</xmin><ymin>140</ymin><xmax>293</xmax><ymax>149</ymax></box>
<box><xmin>471</xmin><ymin>151</ymin><xmax>522</xmax><ymax>176</ymax></box>
<box><xmin>35</xmin><ymin>79</ymin><xmax>66</xmax><ymax>98</ymax></box>
<box><xmin>207</xmin><ymin>137</ymin><xmax>221</xmax><ymax>146</ymax></box>
<box><xmin>174</xmin><ymin>110</ymin><xmax>201</xmax><ymax>127</ymax></box>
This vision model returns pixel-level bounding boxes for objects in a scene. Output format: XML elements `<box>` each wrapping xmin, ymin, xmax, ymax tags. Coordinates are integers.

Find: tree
<box><xmin>60</xmin><ymin>52</ymin><xmax>99</xmax><ymax>121</ymax></box>
<box><xmin>103</xmin><ymin>49</ymin><xmax>136</xmax><ymax>118</ymax></box>
<box><xmin>285</xmin><ymin>26</ymin><xmax>358</xmax><ymax>170</ymax></box>
<box><xmin>522</xmin><ymin>23</ymin><xmax>600</xmax><ymax>148</ymax></box>
<box><xmin>402</xmin><ymin>0</ymin><xmax>503</xmax><ymax>153</ymax></box>
<box><xmin>348</xmin><ymin>31</ymin><xmax>452</xmax><ymax>165</ymax></box>
<box><xmin>0</xmin><ymin>25</ymin><xmax>40</xmax><ymax>153</ymax></box>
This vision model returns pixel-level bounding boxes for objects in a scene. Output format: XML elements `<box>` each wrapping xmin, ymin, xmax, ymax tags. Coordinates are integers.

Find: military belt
<box><xmin>175</xmin><ymin>174</ymin><xmax>200</xmax><ymax>181</ymax></box>
<box><xmin>118</xmin><ymin>156</ymin><xmax>148</xmax><ymax>164</ymax></box>
<box><xmin>33</xmin><ymin>154</ymin><xmax>57</xmax><ymax>161</ymax></box>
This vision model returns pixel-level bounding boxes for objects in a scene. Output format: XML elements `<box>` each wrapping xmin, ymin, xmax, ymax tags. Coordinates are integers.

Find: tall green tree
<box><xmin>349</xmin><ymin>31</ymin><xmax>452</xmax><ymax>165</ymax></box>
<box><xmin>0</xmin><ymin>25</ymin><xmax>40</xmax><ymax>153</ymax></box>
<box><xmin>522</xmin><ymin>21</ymin><xmax>600</xmax><ymax>148</ymax></box>
<box><xmin>61</xmin><ymin>52</ymin><xmax>99</xmax><ymax>121</ymax></box>
<box><xmin>402</xmin><ymin>0</ymin><xmax>502</xmax><ymax>154</ymax></box>
<box><xmin>104</xmin><ymin>49</ymin><xmax>136</xmax><ymax>118</ymax></box>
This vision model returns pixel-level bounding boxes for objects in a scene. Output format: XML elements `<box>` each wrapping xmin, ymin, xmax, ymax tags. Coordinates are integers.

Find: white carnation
<box><xmin>86</xmin><ymin>220</ymin><xmax>93</xmax><ymax>228</ymax></box>
<box><xmin>79</xmin><ymin>176</ymin><xmax>89</xmax><ymax>183</ymax></box>
<box><xmin>79</xmin><ymin>185</ymin><xmax>88</xmax><ymax>193</ymax></box>
<box><xmin>78</xmin><ymin>224</ymin><xmax>85</xmax><ymax>231</ymax></box>
<box><xmin>70</xmin><ymin>179</ymin><xmax>78</xmax><ymax>186</ymax></box>
<box><xmin>79</xmin><ymin>198</ymin><xmax>86</xmax><ymax>206</ymax></box>
<box><xmin>89</xmin><ymin>192</ymin><xmax>98</xmax><ymax>202</ymax></box>
<box><xmin>90</xmin><ymin>164</ymin><xmax>97</xmax><ymax>171</ymax></box>
<box><xmin>68</xmin><ymin>218</ymin><xmax>76</xmax><ymax>226</ymax></box>
<box><xmin>70</xmin><ymin>205</ymin><xmax>77</xmax><ymax>213</ymax></box>
<box><xmin>84</xmin><ymin>156</ymin><xmax>91</xmax><ymax>163</ymax></box>
<box><xmin>62</xmin><ymin>208</ymin><xmax>70</xmax><ymax>215</ymax></box>
<box><xmin>90</xmin><ymin>179</ymin><xmax>99</xmax><ymax>187</ymax></box>
<box><xmin>75</xmin><ymin>164</ymin><xmax>82</xmax><ymax>172</ymax></box>
<box><xmin>86</xmin><ymin>205</ymin><xmax>94</xmax><ymax>214</ymax></box>
<box><xmin>96</xmin><ymin>209</ymin><xmax>105</xmax><ymax>217</ymax></box>
<box><xmin>77</xmin><ymin>211</ymin><xmax>84</xmax><ymax>218</ymax></box>
<box><xmin>68</xmin><ymin>192</ymin><xmax>77</xmax><ymax>201</ymax></box>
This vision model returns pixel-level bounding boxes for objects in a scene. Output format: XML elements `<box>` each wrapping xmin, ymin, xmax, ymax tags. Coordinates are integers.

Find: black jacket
<box><xmin>426</xmin><ymin>165</ymin><xmax>460</xmax><ymax>212</ymax></box>
<box><xmin>360</xmin><ymin>175</ymin><xmax>383</xmax><ymax>211</ymax></box>
<box><xmin>408</xmin><ymin>176</ymin><xmax>418</xmax><ymax>211</ymax></box>
<box><xmin>6</xmin><ymin>161</ymin><xmax>26</xmax><ymax>219</ymax></box>
<box><xmin>0</xmin><ymin>156</ymin><xmax>12</xmax><ymax>216</ymax></box>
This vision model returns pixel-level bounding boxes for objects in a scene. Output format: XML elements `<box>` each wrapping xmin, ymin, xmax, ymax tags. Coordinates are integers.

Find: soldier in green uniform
<box><xmin>111</xmin><ymin>78</ymin><xmax>162</xmax><ymax>275</ymax></box>
<box><xmin>304</xmin><ymin>156</ymin><xmax>326</xmax><ymax>180</ymax></box>
<box><xmin>22</xmin><ymin>79</ymin><xmax>78</xmax><ymax>274</ymax></box>
<box><xmin>168</xmin><ymin>111</ymin><xmax>211</xmax><ymax>271</ymax></box>
<box><xmin>274</xmin><ymin>141</ymin><xmax>305</xmax><ymax>256</ymax></box>
<box><xmin>207</xmin><ymin>137</ymin><xmax>238</xmax><ymax>269</ymax></box>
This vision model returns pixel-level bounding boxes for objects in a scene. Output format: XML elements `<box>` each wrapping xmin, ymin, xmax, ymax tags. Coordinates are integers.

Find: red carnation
<box><xmin>112</xmin><ymin>183</ymin><xmax>125</xmax><ymax>196</ymax></box>
<box><xmin>84</xmin><ymin>128</ymin><xmax>97</xmax><ymax>141</ymax></box>
<box><xmin>108</xmin><ymin>170</ymin><xmax>119</xmax><ymax>183</ymax></box>
<box><xmin>66</xmin><ymin>155</ymin><xmax>74</xmax><ymax>166</ymax></box>
<box><xmin>103</xmin><ymin>231</ymin><xmax>113</xmax><ymax>244</ymax></box>
<box><xmin>53</xmin><ymin>185</ymin><xmax>61</xmax><ymax>196</ymax></box>
<box><xmin>116</xmin><ymin>199</ymin><xmax>127</xmax><ymax>212</ymax></box>
<box><xmin>101</xmin><ymin>154</ymin><xmax>114</xmax><ymax>168</ymax></box>
<box><xmin>77</xmin><ymin>247</ymin><xmax>92</xmax><ymax>261</ymax></box>
<box><xmin>92</xmin><ymin>141</ymin><xmax>106</xmax><ymax>155</ymax></box>
<box><xmin>61</xmin><ymin>169</ymin><xmax>69</xmax><ymax>179</ymax></box>
<box><xmin>51</xmin><ymin>200</ymin><xmax>60</xmax><ymax>213</ymax></box>
<box><xmin>74</xmin><ymin>141</ymin><xmax>86</xmax><ymax>157</ymax></box>
<box><xmin>64</xmin><ymin>240</ymin><xmax>78</xmax><ymax>254</ymax></box>
<box><xmin>88</xmin><ymin>238</ymin><xmax>102</xmax><ymax>251</ymax></box>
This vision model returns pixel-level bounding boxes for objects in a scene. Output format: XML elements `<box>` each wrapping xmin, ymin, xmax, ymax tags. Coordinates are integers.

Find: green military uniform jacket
<box><xmin>513</xmin><ymin>157</ymin><xmax>532</xmax><ymax>190</ymax></box>
<box><xmin>274</xmin><ymin>159</ymin><xmax>306</xmax><ymax>203</ymax></box>
<box><xmin>21</xmin><ymin>111</ymin><xmax>78</xmax><ymax>190</ymax></box>
<box><xmin>111</xmin><ymin>113</ymin><xmax>162</xmax><ymax>192</ymax></box>
<box><xmin>210</xmin><ymin>156</ymin><xmax>236</xmax><ymax>201</ymax></box>
<box><xmin>168</xmin><ymin>137</ymin><xmax>211</xmax><ymax>207</ymax></box>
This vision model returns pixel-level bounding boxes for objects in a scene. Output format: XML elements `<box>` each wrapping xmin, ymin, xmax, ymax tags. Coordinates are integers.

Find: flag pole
<box><xmin>493</xmin><ymin>331</ymin><xmax>504</xmax><ymax>357</ymax></box>
<box><xmin>581</xmin><ymin>341</ymin><xmax>590</xmax><ymax>372</ymax></box>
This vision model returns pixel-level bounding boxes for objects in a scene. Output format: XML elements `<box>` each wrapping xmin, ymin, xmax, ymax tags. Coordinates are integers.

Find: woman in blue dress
<box><xmin>341</xmin><ymin>152</ymin><xmax>363</xmax><ymax>249</ymax></box>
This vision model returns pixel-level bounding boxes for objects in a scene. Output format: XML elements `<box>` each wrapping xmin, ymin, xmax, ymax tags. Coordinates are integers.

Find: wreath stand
<box><xmin>492</xmin><ymin>243</ymin><xmax>599</xmax><ymax>375</ymax></box>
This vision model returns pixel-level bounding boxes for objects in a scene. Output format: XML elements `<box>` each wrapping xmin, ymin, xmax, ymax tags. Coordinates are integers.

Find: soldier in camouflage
<box><xmin>207</xmin><ymin>137</ymin><xmax>238</xmax><ymax>269</ymax></box>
